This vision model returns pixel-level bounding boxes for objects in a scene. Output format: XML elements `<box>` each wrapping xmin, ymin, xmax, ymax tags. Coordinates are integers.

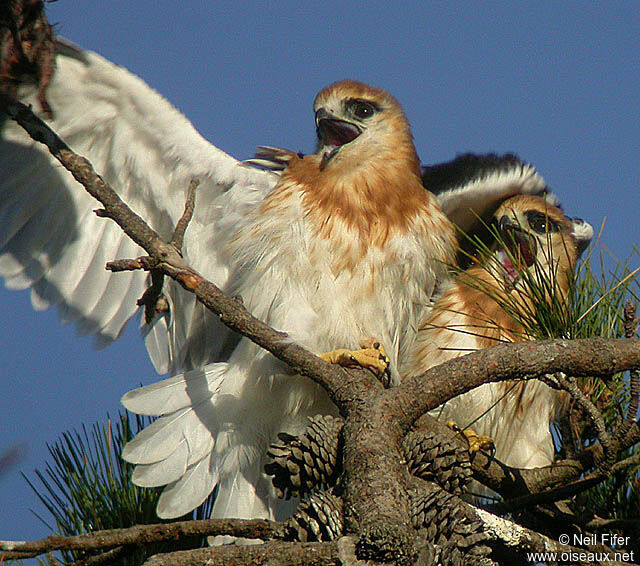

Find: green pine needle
<box><xmin>24</xmin><ymin>411</ymin><xmax>213</xmax><ymax>565</ymax></box>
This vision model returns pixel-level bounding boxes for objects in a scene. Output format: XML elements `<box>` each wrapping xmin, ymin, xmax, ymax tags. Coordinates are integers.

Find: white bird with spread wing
<box><xmin>120</xmin><ymin>79</ymin><xmax>460</xmax><ymax>520</ymax></box>
<box><xmin>1</xmin><ymin>31</ymin><xmax>557</xmax><ymax>520</ymax></box>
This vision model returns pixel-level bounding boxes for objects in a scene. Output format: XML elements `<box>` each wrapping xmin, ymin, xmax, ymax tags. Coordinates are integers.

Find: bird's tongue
<box><xmin>498</xmin><ymin>228</ymin><xmax>537</xmax><ymax>281</ymax></box>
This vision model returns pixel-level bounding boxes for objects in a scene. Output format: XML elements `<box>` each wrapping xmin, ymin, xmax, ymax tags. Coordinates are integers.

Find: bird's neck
<box><xmin>454</xmin><ymin>265</ymin><xmax>526</xmax><ymax>343</ymax></box>
<box><xmin>270</xmin><ymin>150</ymin><xmax>437</xmax><ymax>248</ymax></box>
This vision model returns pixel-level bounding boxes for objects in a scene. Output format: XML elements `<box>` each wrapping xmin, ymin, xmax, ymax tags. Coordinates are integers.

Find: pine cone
<box><xmin>403</xmin><ymin>427</ymin><xmax>472</xmax><ymax>494</ymax></box>
<box><xmin>410</xmin><ymin>482</ymin><xmax>492</xmax><ymax>563</ymax></box>
<box><xmin>267</xmin><ymin>414</ymin><xmax>473</xmax><ymax>499</ymax></box>
<box><xmin>265</xmin><ymin>414</ymin><xmax>344</xmax><ymax>498</ymax></box>
<box><xmin>284</xmin><ymin>490</ymin><xmax>343</xmax><ymax>542</ymax></box>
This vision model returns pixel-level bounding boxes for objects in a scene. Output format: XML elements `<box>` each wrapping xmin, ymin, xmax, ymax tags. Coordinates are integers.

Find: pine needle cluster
<box><xmin>23</xmin><ymin>412</ymin><xmax>212</xmax><ymax>565</ymax></box>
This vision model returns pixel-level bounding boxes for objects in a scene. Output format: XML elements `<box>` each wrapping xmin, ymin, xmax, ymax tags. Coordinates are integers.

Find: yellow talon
<box><xmin>319</xmin><ymin>338</ymin><xmax>391</xmax><ymax>384</ymax></box>
<box><xmin>446</xmin><ymin>421</ymin><xmax>495</xmax><ymax>454</ymax></box>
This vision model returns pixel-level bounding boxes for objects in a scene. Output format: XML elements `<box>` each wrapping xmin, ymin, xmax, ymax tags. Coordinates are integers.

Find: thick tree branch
<box><xmin>392</xmin><ymin>337</ymin><xmax>640</xmax><ymax>433</ymax></box>
<box><xmin>141</xmin><ymin>539</ymin><xmax>361</xmax><ymax>566</ymax></box>
<box><xmin>475</xmin><ymin>509</ymin><xmax>637</xmax><ymax>566</ymax></box>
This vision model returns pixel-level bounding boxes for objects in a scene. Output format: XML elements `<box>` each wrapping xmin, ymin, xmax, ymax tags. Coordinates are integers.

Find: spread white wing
<box><xmin>0</xmin><ymin>39</ymin><xmax>278</xmax><ymax>375</ymax></box>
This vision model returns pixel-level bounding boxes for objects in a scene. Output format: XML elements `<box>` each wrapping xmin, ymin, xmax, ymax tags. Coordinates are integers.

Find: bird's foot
<box><xmin>320</xmin><ymin>338</ymin><xmax>391</xmax><ymax>386</ymax></box>
<box><xmin>446</xmin><ymin>421</ymin><xmax>495</xmax><ymax>455</ymax></box>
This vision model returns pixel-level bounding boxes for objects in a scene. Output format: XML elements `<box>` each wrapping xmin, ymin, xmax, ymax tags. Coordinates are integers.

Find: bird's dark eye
<box><xmin>525</xmin><ymin>211</ymin><xmax>561</xmax><ymax>234</ymax></box>
<box><xmin>346</xmin><ymin>99</ymin><xmax>378</xmax><ymax>119</ymax></box>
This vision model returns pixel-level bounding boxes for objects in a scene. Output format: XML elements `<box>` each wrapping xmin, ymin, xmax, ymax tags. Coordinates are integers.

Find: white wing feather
<box><xmin>432</xmin><ymin>165</ymin><xmax>554</xmax><ymax>233</ymax></box>
<box><xmin>0</xmin><ymin>39</ymin><xmax>278</xmax><ymax>373</ymax></box>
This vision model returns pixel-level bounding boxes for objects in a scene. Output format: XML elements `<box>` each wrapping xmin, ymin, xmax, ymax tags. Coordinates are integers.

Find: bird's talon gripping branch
<box><xmin>319</xmin><ymin>338</ymin><xmax>391</xmax><ymax>383</ymax></box>
<box><xmin>447</xmin><ymin>421</ymin><xmax>495</xmax><ymax>455</ymax></box>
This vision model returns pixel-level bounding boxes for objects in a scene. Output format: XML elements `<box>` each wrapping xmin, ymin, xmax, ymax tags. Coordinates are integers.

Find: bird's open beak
<box><xmin>315</xmin><ymin>109</ymin><xmax>362</xmax><ymax>147</ymax></box>
<box><xmin>496</xmin><ymin>216</ymin><xmax>537</xmax><ymax>283</ymax></box>
<box><xmin>315</xmin><ymin>109</ymin><xmax>362</xmax><ymax>169</ymax></box>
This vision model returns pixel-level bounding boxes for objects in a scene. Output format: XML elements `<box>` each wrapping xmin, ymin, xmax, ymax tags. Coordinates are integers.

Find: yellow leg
<box><xmin>319</xmin><ymin>338</ymin><xmax>391</xmax><ymax>382</ymax></box>
<box><xmin>446</xmin><ymin>421</ymin><xmax>495</xmax><ymax>454</ymax></box>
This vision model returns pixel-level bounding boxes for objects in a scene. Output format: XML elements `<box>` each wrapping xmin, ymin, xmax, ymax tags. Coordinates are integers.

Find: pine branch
<box><xmin>0</xmin><ymin>518</ymin><xmax>287</xmax><ymax>555</ymax></box>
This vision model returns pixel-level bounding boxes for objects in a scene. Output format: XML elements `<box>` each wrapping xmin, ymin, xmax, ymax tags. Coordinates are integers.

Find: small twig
<box><xmin>624</xmin><ymin>301</ymin><xmax>639</xmax><ymax>339</ymax></box>
<box><xmin>70</xmin><ymin>546</ymin><xmax>128</xmax><ymax>566</ymax></box>
<box><xmin>614</xmin><ymin>301</ymin><xmax>639</xmax><ymax>446</ymax></box>
<box><xmin>106</xmin><ymin>257</ymin><xmax>156</xmax><ymax>272</ymax></box>
<box><xmin>134</xmin><ymin>177</ymin><xmax>199</xmax><ymax>324</ymax></box>
<box><xmin>0</xmin><ymin>549</ymin><xmax>39</xmax><ymax>560</ymax></box>
<box><xmin>584</xmin><ymin>517</ymin><xmax>640</xmax><ymax>531</ymax></box>
<box><xmin>558</xmin><ymin>411</ymin><xmax>580</xmax><ymax>460</ymax></box>
<box><xmin>555</xmin><ymin>373</ymin><xmax>613</xmax><ymax>462</ymax></box>
<box><xmin>490</xmin><ymin>472</ymin><xmax>602</xmax><ymax>514</ymax></box>
<box><xmin>107</xmin><ymin>257</ymin><xmax>166</xmax><ymax>324</ymax></box>
<box><xmin>105</xmin><ymin>178</ymin><xmax>199</xmax><ymax>324</ymax></box>
<box><xmin>492</xmin><ymin>448</ymin><xmax>640</xmax><ymax>515</ymax></box>
<box><xmin>136</xmin><ymin>270</ymin><xmax>168</xmax><ymax>324</ymax></box>
<box><xmin>170</xmin><ymin>177</ymin><xmax>199</xmax><ymax>251</ymax></box>
<box><xmin>610</xmin><ymin>450</ymin><xmax>640</xmax><ymax>475</ymax></box>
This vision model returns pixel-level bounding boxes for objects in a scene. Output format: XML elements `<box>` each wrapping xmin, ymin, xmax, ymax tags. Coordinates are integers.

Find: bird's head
<box><xmin>491</xmin><ymin>195</ymin><xmax>592</xmax><ymax>288</ymax></box>
<box><xmin>312</xmin><ymin>80</ymin><xmax>418</xmax><ymax>172</ymax></box>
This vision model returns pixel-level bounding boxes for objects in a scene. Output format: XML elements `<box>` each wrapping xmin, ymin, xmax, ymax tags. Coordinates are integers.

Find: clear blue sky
<box><xmin>1</xmin><ymin>1</ymin><xmax>638</xmax><ymax>558</ymax></box>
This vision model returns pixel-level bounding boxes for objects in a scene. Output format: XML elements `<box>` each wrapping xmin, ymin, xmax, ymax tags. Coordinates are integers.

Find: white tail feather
<box><xmin>121</xmin><ymin>408</ymin><xmax>194</xmax><ymax>464</ymax></box>
<box><xmin>212</xmin><ymin>469</ymin><xmax>268</xmax><ymax>520</ymax></box>
<box><xmin>121</xmin><ymin>363</ymin><xmax>226</xmax><ymax>416</ymax></box>
<box><xmin>132</xmin><ymin>442</ymin><xmax>189</xmax><ymax>487</ymax></box>
<box><xmin>156</xmin><ymin>453</ymin><xmax>218</xmax><ymax>518</ymax></box>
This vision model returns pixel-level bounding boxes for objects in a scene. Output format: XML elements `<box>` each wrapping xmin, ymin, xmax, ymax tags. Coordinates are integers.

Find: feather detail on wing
<box><xmin>0</xmin><ymin>38</ymin><xmax>277</xmax><ymax>374</ymax></box>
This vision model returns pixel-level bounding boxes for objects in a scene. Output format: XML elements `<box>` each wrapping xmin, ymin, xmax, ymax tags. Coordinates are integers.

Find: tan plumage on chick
<box><xmin>403</xmin><ymin>195</ymin><xmax>593</xmax><ymax>471</ymax></box>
